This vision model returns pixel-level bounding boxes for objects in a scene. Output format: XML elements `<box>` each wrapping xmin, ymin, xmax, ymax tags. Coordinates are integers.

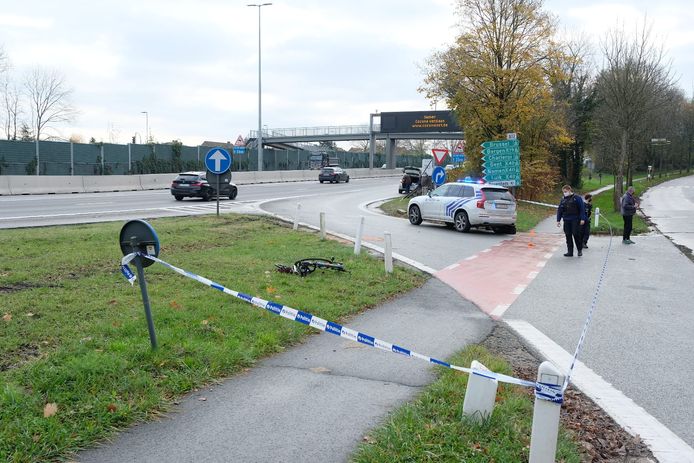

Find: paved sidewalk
<box><xmin>78</xmin><ymin>279</ymin><xmax>492</xmax><ymax>463</ymax></box>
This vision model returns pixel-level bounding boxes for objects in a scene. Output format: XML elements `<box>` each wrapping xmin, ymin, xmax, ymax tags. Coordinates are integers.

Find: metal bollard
<box><xmin>384</xmin><ymin>232</ymin><xmax>393</xmax><ymax>273</ymax></box>
<box><xmin>354</xmin><ymin>216</ymin><xmax>365</xmax><ymax>255</ymax></box>
<box><xmin>320</xmin><ymin>212</ymin><xmax>326</xmax><ymax>240</ymax></box>
<box><xmin>594</xmin><ymin>207</ymin><xmax>600</xmax><ymax>227</ymax></box>
<box><xmin>529</xmin><ymin>361</ymin><xmax>565</xmax><ymax>463</ymax></box>
<box><xmin>293</xmin><ymin>203</ymin><xmax>302</xmax><ymax>230</ymax></box>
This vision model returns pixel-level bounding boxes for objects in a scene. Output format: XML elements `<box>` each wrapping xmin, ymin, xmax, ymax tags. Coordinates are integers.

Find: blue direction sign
<box><xmin>481</xmin><ymin>139</ymin><xmax>521</xmax><ymax>186</ymax></box>
<box><xmin>233</xmin><ymin>146</ymin><xmax>246</xmax><ymax>155</ymax></box>
<box><xmin>205</xmin><ymin>147</ymin><xmax>232</xmax><ymax>174</ymax></box>
<box><xmin>452</xmin><ymin>154</ymin><xmax>466</xmax><ymax>163</ymax></box>
<box><xmin>432</xmin><ymin>166</ymin><xmax>447</xmax><ymax>186</ymax></box>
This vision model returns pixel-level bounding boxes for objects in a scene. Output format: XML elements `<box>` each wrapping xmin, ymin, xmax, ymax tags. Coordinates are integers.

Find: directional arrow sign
<box><xmin>204</xmin><ymin>148</ymin><xmax>232</xmax><ymax>174</ymax></box>
<box><xmin>432</xmin><ymin>166</ymin><xmax>447</xmax><ymax>186</ymax></box>
<box><xmin>431</xmin><ymin>148</ymin><xmax>449</xmax><ymax>165</ymax></box>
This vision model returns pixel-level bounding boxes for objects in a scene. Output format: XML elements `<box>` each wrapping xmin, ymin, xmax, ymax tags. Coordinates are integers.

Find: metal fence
<box><xmin>0</xmin><ymin>139</ymin><xmax>423</xmax><ymax>175</ymax></box>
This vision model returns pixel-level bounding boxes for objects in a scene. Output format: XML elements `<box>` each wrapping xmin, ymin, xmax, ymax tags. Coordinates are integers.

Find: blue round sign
<box><xmin>432</xmin><ymin>166</ymin><xmax>447</xmax><ymax>186</ymax></box>
<box><xmin>204</xmin><ymin>147</ymin><xmax>232</xmax><ymax>174</ymax></box>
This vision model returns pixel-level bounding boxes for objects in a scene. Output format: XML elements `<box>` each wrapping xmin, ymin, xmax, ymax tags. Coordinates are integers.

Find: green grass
<box><xmin>377</xmin><ymin>197</ymin><xmax>552</xmax><ymax>232</ymax></box>
<box><xmin>351</xmin><ymin>345</ymin><xmax>581</xmax><ymax>463</ymax></box>
<box><xmin>0</xmin><ymin>215</ymin><xmax>425</xmax><ymax>462</ymax></box>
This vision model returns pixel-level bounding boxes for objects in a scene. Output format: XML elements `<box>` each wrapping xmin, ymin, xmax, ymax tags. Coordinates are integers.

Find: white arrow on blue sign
<box><xmin>432</xmin><ymin>166</ymin><xmax>447</xmax><ymax>186</ymax></box>
<box><xmin>205</xmin><ymin>148</ymin><xmax>232</xmax><ymax>174</ymax></box>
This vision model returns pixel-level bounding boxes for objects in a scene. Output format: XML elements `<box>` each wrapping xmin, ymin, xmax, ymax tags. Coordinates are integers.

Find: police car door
<box><xmin>425</xmin><ymin>184</ymin><xmax>451</xmax><ymax>220</ymax></box>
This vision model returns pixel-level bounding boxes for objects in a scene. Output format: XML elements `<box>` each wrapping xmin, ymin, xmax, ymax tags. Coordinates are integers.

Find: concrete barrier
<box><xmin>0</xmin><ymin>175</ymin><xmax>11</xmax><ymax>195</ymax></box>
<box><xmin>83</xmin><ymin>175</ymin><xmax>141</xmax><ymax>193</ymax></box>
<box><xmin>139</xmin><ymin>174</ymin><xmax>174</xmax><ymax>190</ymax></box>
<box><xmin>231</xmin><ymin>171</ymin><xmax>256</xmax><ymax>185</ymax></box>
<box><xmin>254</xmin><ymin>171</ymin><xmax>278</xmax><ymax>183</ymax></box>
<box><xmin>7</xmin><ymin>175</ymin><xmax>84</xmax><ymax>195</ymax></box>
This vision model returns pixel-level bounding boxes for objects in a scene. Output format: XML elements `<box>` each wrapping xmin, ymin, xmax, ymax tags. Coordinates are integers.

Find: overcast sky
<box><xmin>1</xmin><ymin>0</ymin><xmax>693</xmax><ymax>146</ymax></box>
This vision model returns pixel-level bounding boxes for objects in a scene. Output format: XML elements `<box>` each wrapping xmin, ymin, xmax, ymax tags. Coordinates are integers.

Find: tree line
<box><xmin>420</xmin><ymin>0</ymin><xmax>694</xmax><ymax>207</ymax></box>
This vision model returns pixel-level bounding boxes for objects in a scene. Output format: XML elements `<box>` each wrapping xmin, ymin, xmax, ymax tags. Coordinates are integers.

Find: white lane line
<box><xmin>480</xmin><ymin>248</ymin><xmax>491</xmax><ymax>253</ymax></box>
<box><xmin>490</xmin><ymin>304</ymin><xmax>510</xmax><ymax>318</ymax></box>
<box><xmin>512</xmin><ymin>284</ymin><xmax>527</xmax><ymax>295</ymax></box>
<box><xmin>551</xmin><ymin>247</ymin><xmax>559</xmax><ymax>252</ymax></box>
<box><xmin>536</xmin><ymin>261</ymin><xmax>547</xmax><ymax>268</ymax></box>
<box><xmin>444</xmin><ymin>263</ymin><xmax>460</xmax><ymax>270</ymax></box>
<box><xmin>505</xmin><ymin>319</ymin><xmax>694</xmax><ymax>463</ymax></box>
<box><xmin>544</xmin><ymin>253</ymin><xmax>553</xmax><ymax>259</ymax></box>
<box><xmin>464</xmin><ymin>255</ymin><xmax>478</xmax><ymax>261</ymax></box>
<box><xmin>527</xmin><ymin>271</ymin><xmax>539</xmax><ymax>279</ymax></box>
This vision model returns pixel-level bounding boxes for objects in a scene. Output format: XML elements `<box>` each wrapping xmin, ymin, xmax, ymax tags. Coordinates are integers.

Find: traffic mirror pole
<box><xmin>131</xmin><ymin>238</ymin><xmax>158</xmax><ymax>350</ymax></box>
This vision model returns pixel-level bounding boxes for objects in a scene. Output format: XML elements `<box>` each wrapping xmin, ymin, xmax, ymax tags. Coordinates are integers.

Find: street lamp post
<box><xmin>248</xmin><ymin>3</ymin><xmax>272</xmax><ymax>172</ymax></box>
<box><xmin>141</xmin><ymin>111</ymin><xmax>149</xmax><ymax>143</ymax></box>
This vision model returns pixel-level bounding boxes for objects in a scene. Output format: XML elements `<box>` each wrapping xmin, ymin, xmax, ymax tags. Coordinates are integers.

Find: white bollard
<box><xmin>462</xmin><ymin>360</ymin><xmax>498</xmax><ymax>423</ymax></box>
<box><xmin>594</xmin><ymin>207</ymin><xmax>600</xmax><ymax>227</ymax></box>
<box><xmin>384</xmin><ymin>232</ymin><xmax>393</xmax><ymax>273</ymax></box>
<box><xmin>529</xmin><ymin>361</ymin><xmax>565</xmax><ymax>463</ymax></box>
<box><xmin>293</xmin><ymin>203</ymin><xmax>302</xmax><ymax>230</ymax></box>
<box><xmin>354</xmin><ymin>216</ymin><xmax>365</xmax><ymax>255</ymax></box>
<box><xmin>320</xmin><ymin>212</ymin><xmax>326</xmax><ymax>240</ymax></box>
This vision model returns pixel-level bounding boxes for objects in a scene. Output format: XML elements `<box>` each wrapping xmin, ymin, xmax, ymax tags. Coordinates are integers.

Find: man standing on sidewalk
<box><xmin>556</xmin><ymin>185</ymin><xmax>586</xmax><ymax>257</ymax></box>
<box><xmin>621</xmin><ymin>186</ymin><xmax>639</xmax><ymax>244</ymax></box>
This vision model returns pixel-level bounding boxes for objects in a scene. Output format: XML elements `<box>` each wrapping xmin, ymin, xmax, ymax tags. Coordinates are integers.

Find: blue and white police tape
<box><xmin>119</xmin><ymin>252</ymin><xmax>556</xmax><ymax>398</ymax></box>
<box><xmin>561</xmin><ymin>212</ymin><xmax>614</xmax><ymax>394</ymax></box>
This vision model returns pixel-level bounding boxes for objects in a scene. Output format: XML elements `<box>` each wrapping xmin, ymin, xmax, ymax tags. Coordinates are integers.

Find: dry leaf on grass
<box><xmin>2</xmin><ymin>313</ymin><xmax>11</xmax><ymax>322</ymax></box>
<box><xmin>43</xmin><ymin>403</ymin><xmax>58</xmax><ymax>417</ymax></box>
<box><xmin>107</xmin><ymin>403</ymin><xmax>117</xmax><ymax>413</ymax></box>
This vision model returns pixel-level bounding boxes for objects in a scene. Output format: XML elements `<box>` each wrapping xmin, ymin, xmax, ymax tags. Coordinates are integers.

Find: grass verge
<box><xmin>0</xmin><ymin>215</ymin><xmax>425</xmax><ymax>462</ymax></box>
<box><xmin>377</xmin><ymin>196</ymin><xmax>552</xmax><ymax>232</ymax></box>
<box><xmin>351</xmin><ymin>344</ymin><xmax>581</xmax><ymax>462</ymax></box>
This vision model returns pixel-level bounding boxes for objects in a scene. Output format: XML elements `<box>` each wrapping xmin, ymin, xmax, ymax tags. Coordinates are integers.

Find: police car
<box><xmin>407</xmin><ymin>179</ymin><xmax>517</xmax><ymax>234</ymax></box>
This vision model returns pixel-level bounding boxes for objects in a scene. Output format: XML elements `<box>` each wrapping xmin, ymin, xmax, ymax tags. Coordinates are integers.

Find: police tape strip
<box><xmin>118</xmin><ymin>252</ymin><xmax>562</xmax><ymax>400</ymax></box>
<box><xmin>561</xmin><ymin>212</ymin><xmax>613</xmax><ymax>393</ymax></box>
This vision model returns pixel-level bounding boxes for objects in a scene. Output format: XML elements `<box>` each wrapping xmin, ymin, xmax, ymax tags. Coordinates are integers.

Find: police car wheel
<box><xmin>454</xmin><ymin>210</ymin><xmax>471</xmax><ymax>232</ymax></box>
<box><xmin>408</xmin><ymin>205</ymin><xmax>423</xmax><ymax>225</ymax></box>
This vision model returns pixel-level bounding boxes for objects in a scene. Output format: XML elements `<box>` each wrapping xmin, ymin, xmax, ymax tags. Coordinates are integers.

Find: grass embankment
<box><xmin>0</xmin><ymin>215</ymin><xmax>425</xmax><ymax>462</ymax></box>
<box><xmin>352</xmin><ymin>345</ymin><xmax>581</xmax><ymax>462</ymax></box>
<box><xmin>378</xmin><ymin>196</ymin><xmax>553</xmax><ymax>232</ymax></box>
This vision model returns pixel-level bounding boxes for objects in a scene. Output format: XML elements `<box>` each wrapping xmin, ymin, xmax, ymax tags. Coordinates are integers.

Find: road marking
<box><xmin>536</xmin><ymin>261</ymin><xmax>546</xmax><ymax>267</ymax></box>
<box><xmin>527</xmin><ymin>271</ymin><xmax>539</xmax><ymax>279</ymax></box>
<box><xmin>512</xmin><ymin>284</ymin><xmax>526</xmax><ymax>295</ymax></box>
<box><xmin>464</xmin><ymin>255</ymin><xmax>478</xmax><ymax>261</ymax></box>
<box><xmin>445</xmin><ymin>263</ymin><xmax>460</xmax><ymax>270</ymax></box>
<box><xmin>544</xmin><ymin>253</ymin><xmax>553</xmax><ymax>259</ymax></box>
<box><xmin>480</xmin><ymin>248</ymin><xmax>491</xmax><ymax>253</ymax></box>
<box><xmin>505</xmin><ymin>319</ymin><xmax>694</xmax><ymax>463</ymax></box>
<box><xmin>490</xmin><ymin>304</ymin><xmax>510</xmax><ymax>318</ymax></box>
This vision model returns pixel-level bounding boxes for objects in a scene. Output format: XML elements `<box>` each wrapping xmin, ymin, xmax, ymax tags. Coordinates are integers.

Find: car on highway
<box><xmin>407</xmin><ymin>180</ymin><xmax>516</xmax><ymax>234</ymax></box>
<box><xmin>319</xmin><ymin>166</ymin><xmax>350</xmax><ymax>183</ymax></box>
<box><xmin>170</xmin><ymin>171</ymin><xmax>238</xmax><ymax>201</ymax></box>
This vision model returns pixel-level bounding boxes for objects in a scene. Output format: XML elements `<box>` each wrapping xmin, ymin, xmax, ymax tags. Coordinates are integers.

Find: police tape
<box><xmin>561</xmin><ymin>212</ymin><xmax>613</xmax><ymax>393</ymax></box>
<box><xmin>119</xmin><ymin>252</ymin><xmax>566</xmax><ymax>402</ymax></box>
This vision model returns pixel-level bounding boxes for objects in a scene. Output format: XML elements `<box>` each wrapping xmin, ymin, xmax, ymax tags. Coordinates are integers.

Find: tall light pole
<box><xmin>248</xmin><ymin>3</ymin><xmax>272</xmax><ymax>172</ymax></box>
<box><xmin>141</xmin><ymin>111</ymin><xmax>149</xmax><ymax>143</ymax></box>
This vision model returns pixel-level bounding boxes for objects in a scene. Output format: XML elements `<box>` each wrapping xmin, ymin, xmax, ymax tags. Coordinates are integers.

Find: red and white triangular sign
<box><xmin>453</xmin><ymin>142</ymin><xmax>464</xmax><ymax>153</ymax></box>
<box><xmin>234</xmin><ymin>135</ymin><xmax>245</xmax><ymax>146</ymax></box>
<box><xmin>431</xmin><ymin>148</ymin><xmax>449</xmax><ymax>164</ymax></box>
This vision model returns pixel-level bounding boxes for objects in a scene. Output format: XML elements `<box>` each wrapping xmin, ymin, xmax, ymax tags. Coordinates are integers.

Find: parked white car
<box><xmin>407</xmin><ymin>181</ymin><xmax>517</xmax><ymax>234</ymax></box>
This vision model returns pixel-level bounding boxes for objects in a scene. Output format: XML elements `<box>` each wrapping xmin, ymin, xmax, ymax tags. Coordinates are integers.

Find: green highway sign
<box><xmin>481</xmin><ymin>139</ymin><xmax>521</xmax><ymax>186</ymax></box>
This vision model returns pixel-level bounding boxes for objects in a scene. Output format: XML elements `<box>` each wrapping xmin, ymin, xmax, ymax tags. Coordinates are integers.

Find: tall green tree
<box><xmin>420</xmin><ymin>0</ymin><xmax>566</xmax><ymax>197</ymax></box>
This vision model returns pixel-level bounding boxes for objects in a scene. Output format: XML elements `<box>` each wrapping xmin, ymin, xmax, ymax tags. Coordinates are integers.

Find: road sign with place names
<box><xmin>432</xmin><ymin>166</ymin><xmax>447</xmax><ymax>186</ymax></box>
<box><xmin>233</xmin><ymin>146</ymin><xmax>246</xmax><ymax>155</ymax></box>
<box><xmin>204</xmin><ymin>147</ymin><xmax>232</xmax><ymax>174</ymax></box>
<box><xmin>431</xmin><ymin>148</ymin><xmax>449</xmax><ymax>165</ymax></box>
<box><xmin>481</xmin><ymin>139</ymin><xmax>521</xmax><ymax>187</ymax></box>
<box><xmin>452</xmin><ymin>154</ymin><xmax>466</xmax><ymax>163</ymax></box>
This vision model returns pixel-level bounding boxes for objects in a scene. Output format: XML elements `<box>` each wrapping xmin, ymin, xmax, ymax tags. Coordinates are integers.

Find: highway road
<box><xmin>4</xmin><ymin>175</ymin><xmax>694</xmax><ymax>459</ymax></box>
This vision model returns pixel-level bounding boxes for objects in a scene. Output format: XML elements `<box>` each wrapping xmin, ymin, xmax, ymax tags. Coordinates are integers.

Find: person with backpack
<box><xmin>581</xmin><ymin>194</ymin><xmax>593</xmax><ymax>249</ymax></box>
<box><xmin>556</xmin><ymin>185</ymin><xmax>587</xmax><ymax>257</ymax></box>
<box><xmin>621</xmin><ymin>186</ymin><xmax>639</xmax><ymax>244</ymax></box>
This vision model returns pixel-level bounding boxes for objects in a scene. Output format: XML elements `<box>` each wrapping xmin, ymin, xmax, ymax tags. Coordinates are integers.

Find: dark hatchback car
<box><xmin>170</xmin><ymin>171</ymin><xmax>238</xmax><ymax>201</ymax></box>
<box><xmin>318</xmin><ymin>166</ymin><xmax>350</xmax><ymax>183</ymax></box>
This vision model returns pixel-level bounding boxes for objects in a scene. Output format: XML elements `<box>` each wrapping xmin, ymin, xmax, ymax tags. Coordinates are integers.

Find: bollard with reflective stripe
<box><xmin>529</xmin><ymin>361</ymin><xmax>565</xmax><ymax>463</ymax></box>
<box><xmin>594</xmin><ymin>207</ymin><xmax>600</xmax><ymax>227</ymax></box>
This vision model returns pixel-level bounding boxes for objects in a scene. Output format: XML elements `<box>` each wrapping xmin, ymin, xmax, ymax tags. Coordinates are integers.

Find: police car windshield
<box><xmin>482</xmin><ymin>188</ymin><xmax>514</xmax><ymax>201</ymax></box>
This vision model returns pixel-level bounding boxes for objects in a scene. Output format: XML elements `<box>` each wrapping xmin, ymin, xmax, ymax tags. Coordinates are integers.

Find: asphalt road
<box><xmin>641</xmin><ymin>174</ymin><xmax>694</xmax><ymax>254</ymax></box>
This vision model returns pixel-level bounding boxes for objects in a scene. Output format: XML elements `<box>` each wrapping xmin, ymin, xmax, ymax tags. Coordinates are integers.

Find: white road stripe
<box><xmin>505</xmin><ymin>319</ymin><xmax>694</xmax><ymax>463</ymax></box>
<box><xmin>464</xmin><ymin>255</ymin><xmax>478</xmax><ymax>261</ymax></box>
<box><xmin>445</xmin><ymin>263</ymin><xmax>460</xmax><ymax>270</ymax></box>
<box><xmin>536</xmin><ymin>261</ymin><xmax>546</xmax><ymax>268</ymax></box>
<box><xmin>527</xmin><ymin>271</ymin><xmax>539</xmax><ymax>279</ymax></box>
<box><xmin>512</xmin><ymin>284</ymin><xmax>527</xmax><ymax>295</ymax></box>
<box><xmin>490</xmin><ymin>304</ymin><xmax>510</xmax><ymax>318</ymax></box>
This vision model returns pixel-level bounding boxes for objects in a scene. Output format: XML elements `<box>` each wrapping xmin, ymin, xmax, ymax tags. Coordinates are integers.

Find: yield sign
<box><xmin>431</xmin><ymin>148</ymin><xmax>449</xmax><ymax>165</ymax></box>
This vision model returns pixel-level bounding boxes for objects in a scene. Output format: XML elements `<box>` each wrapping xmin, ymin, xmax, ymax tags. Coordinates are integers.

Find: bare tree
<box><xmin>2</xmin><ymin>78</ymin><xmax>22</xmax><ymax>140</ymax></box>
<box><xmin>24</xmin><ymin>66</ymin><xmax>77</xmax><ymax>141</ymax></box>
<box><xmin>595</xmin><ymin>22</ymin><xmax>676</xmax><ymax>210</ymax></box>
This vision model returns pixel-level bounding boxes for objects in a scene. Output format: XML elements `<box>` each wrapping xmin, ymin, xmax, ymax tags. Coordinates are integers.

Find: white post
<box><xmin>319</xmin><ymin>212</ymin><xmax>326</xmax><ymax>240</ymax></box>
<box><xmin>354</xmin><ymin>216</ymin><xmax>365</xmax><ymax>255</ymax></box>
<box><xmin>594</xmin><ymin>207</ymin><xmax>600</xmax><ymax>227</ymax></box>
<box><xmin>529</xmin><ymin>361</ymin><xmax>565</xmax><ymax>463</ymax></box>
<box><xmin>462</xmin><ymin>360</ymin><xmax>498</xmax><ymax>423</ymax></box>
<box><xmin>293</xmin><ymin>203</ymin><xmax>301</xmax><ymax>230</ymax></box>
<box><xmin>384</xmin><ymin>231</ymin><xmax>393</xmax><ymax>273</ymax></box>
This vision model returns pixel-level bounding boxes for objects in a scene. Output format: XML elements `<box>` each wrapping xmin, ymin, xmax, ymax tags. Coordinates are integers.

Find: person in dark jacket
<box><xmin>581</xmin><ymin>194</ymin><xmax>593</xmax><ymax>248</ymax></box>
<box><xmin>556</xmin><ymin>185</ymin><xmax>586</xmax><ymax>257</ymax></box>
<box><xmin>621</xmin><ymin>186</ymin><xmax>639</xmax><ymax>244</ymax></box>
